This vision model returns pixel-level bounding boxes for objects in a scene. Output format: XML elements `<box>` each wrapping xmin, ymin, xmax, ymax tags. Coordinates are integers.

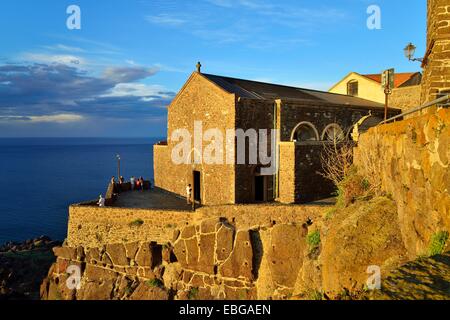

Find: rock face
<box><xmin>41</xmin><ymin>200</ymin><xmax>450</xmax><ymax>300</ymax></box>
<box><xmin>0</xmin><ymin>236</ymin><xmax>61</xmax><ymax>300</ymax></box>
<box><xmin>41</xmin><ymin>241</ymin><xmax>170</xmax><ymax>301</ymax></box>
<box><xmin>41</xmin><ymin>217</ymin><xmax>318</xmax><ymax>300</ymax></box>
<box><xmin>354</xmin><ymin>109</ymin><xmax>450</xmax><ymax>258</ymax></box>
<box><xmin>172</xmin><ymin>218</ymin><xmax>257</xmax><ymax>300</ymax></box>
<box><xmin>320</xmin><ymin>197</ymin><xmax>408</xmax><ymax>294</ymax></box>
<box><xmin>364</xmin><ymin>251</ymin><xmax>450</xmax><ymax>300</ymax></box>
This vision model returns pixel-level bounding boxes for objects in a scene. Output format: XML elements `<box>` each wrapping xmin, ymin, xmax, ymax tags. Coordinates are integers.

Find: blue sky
<box><xmin>0</xmin><ymin>0</ymin><xmax>426</xmax><ymax>137</ymax></box>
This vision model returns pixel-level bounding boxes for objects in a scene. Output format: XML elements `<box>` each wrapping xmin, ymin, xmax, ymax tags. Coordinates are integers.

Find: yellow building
<box><xmin>329</xmin><ymin>72</ymin><xmax>421</xmax><ymax>104</ymax></box>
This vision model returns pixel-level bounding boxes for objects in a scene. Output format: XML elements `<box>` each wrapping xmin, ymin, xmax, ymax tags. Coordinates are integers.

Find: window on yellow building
<box><xmin>347</xmin><ymin>80</ymin><xmax>358</xmax><ymax>96</ymax></box>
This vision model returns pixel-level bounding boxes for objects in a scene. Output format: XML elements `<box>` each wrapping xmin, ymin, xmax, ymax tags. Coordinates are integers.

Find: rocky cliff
<box><xmin>42</xmin><ymin>194</ymin><xmax>448</xmax><ymax>300</ymax></box>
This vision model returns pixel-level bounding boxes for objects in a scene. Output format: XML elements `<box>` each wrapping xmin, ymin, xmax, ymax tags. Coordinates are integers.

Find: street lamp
<box><xmin>116</xmin><ymin>154</ymin><xmax>121</xmax><ymax>180</ymax></box>
<box><xmin>404</xmin><ymin>42</ymin><xmax>423</xmax><ymax>62</ymax></box>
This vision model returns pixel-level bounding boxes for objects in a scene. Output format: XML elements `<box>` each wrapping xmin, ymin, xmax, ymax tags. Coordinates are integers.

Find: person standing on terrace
<box><xmin>139</xmin><ymin>177</ymin><xmax>145</xmax><ymax>191</ymax></box>
<box><xmin>186</xmin><ymin>184</ymin><xmax>192</xmax><ymax>205</ymax></box>
<box><xmin>130</xmin><ymin>176</ymin><xmax>135</xmax><ymax>190</ymax></box>
<box><xmin>97</xmin><ymin>195</ymin><xmax>105</xmax><ymax>207</ymax></box>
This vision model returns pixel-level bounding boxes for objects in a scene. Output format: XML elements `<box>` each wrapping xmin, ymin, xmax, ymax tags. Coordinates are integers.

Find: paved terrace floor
<box><xmin>112</xmin><ymin>189</ymin><xmax>192</xmax><ymax>211</ymax></box>
<box><xmin>112</xmin><ymin>188</ymin><xmax>336</xmax><ymax>210</ymax></box>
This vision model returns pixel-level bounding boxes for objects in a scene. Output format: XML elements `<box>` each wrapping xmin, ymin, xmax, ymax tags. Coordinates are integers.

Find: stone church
<box><xmin>153</xmin><ymin>69</ymin><xmax>400</xmax><ymax>205</ymax></box>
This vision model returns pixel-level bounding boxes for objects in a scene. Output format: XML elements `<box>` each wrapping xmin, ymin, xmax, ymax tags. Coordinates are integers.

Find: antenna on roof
<box><xmin>196</xmin><ymin>61</ymin><xmax>202</xmax><ymax>73</ymax></box>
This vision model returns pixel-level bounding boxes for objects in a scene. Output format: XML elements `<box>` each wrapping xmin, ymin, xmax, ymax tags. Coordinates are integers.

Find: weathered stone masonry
<box><xmin>354</xmin><ymin>108</ymin><xmax>450</xmax><ymax>258</ymax></box>
<box><xmin>421</xmin><ymin>0</ymin><xmax>450</xmax><ymax>104</ymax></box>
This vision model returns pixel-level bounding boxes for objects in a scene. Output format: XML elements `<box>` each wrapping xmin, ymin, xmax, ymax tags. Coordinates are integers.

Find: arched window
<box><xmin>290</xmin><ymin>122</ymin><xmax>320</xmax><ymax>142</ymax></box>
<box><xmin>322</xmin><ymin>124</ymin><xmax>345</xmax><ymax>142</ymax></box>
<box><xmin>347</xmin><ymin>80</ymin><xmax>358</xmax><ymax>96</ymax></box>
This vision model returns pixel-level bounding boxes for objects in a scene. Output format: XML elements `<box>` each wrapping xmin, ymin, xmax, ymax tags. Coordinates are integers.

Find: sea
<box><xmin>0</xmin><ymin>138</ymin><xmax>161</xmax><ymax>245</ymax></box>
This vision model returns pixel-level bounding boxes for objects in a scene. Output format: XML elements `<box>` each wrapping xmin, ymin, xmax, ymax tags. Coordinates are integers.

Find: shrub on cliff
<box><xmin>320</xmin><ymin>141</ymin><xmax>354</xmax><ymax>188</ymax></box>
<box><xmin>307</xmin><ymin>230</ymin><xmax>321</xmax><ymax>250</ymax></box>
<box><xmin>334</xmin><ymin>166</ymin><xmax>375</xmax><ymax>208</ymax></box>
<box><xmin>320</xmin><ymin>141</ymin><xmax>381</xmax><ymax>208</ymax></box>
<box><xmin>428</xmin><ymin>231</ymin><xmax>449</xmax><ymax>257</ymax></box>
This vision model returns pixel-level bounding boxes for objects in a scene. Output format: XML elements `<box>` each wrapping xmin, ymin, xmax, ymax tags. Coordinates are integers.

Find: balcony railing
<box><xmin>380</xmin><ymin>94</ymin><xmax>450</xmax><ymax>125</ymax></box>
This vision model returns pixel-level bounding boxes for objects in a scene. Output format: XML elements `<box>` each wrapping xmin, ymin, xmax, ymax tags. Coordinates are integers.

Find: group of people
<box><xmin>110</xmin><ymin>176</ymin><xmax>148</xmax><ymax>191</ymax></box>
<box><xmin>97</xmin><ymin>176</ymin><xmax>150</xmax><ymax>207</ymax></box>
<box><xmin>129</xmin><ymin>176</ymin><xmax>146</xmax><ymax>191</ymax></box>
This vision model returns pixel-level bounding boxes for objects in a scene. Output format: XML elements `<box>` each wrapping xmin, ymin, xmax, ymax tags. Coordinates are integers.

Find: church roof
<box><xmin>202</xmin><ymin>73</ymin><xmax>387</xmax><ymax>109</ymax></box>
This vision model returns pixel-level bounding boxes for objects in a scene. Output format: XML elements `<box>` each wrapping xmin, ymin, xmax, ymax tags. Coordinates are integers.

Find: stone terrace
<box><xmin>112</xmin><ymin>188</ymin><xmax>191</xmax><ymax>211</ymax></box>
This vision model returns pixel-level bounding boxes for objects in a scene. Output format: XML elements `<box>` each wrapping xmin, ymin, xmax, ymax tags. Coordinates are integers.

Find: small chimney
<box><xmin>196</xmin><ymin>61</ymin><xmax>202</xmax><ymax>73</ymax></box>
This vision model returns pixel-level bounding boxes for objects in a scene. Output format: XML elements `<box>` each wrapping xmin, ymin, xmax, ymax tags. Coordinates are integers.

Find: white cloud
<box><xmin>1</xmin><ymin>114</ymin><xmax>84</xmax><ymax>123</ymax></box>
<box><xmin>102</xmin><ymin>83</ymin><xmax>171</xmax><ymax>99</ymax></box>
<box><xmin>42</xmin><ymin>44</ymin><xmax>86</xmax><ymax>53</ymax></box>
<box><xmin>145</xmin><ymin>14</ymin><xmax>187</xmax><ymax>26</ymax></box>
<box><xmin>21</xmin><ymin>53</ymin><xmax>85</xmax><ymax>66</ymax></box>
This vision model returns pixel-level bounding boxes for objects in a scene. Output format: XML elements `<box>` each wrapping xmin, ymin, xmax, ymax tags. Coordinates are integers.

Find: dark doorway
<box><xmin>193</xmin><ymin>171</ymin><xmax>201</xmax><ymax>203</ymax></box>
<box><xmin>255</xmin><ymin>176</ymin><xmax>265</xmax><ymax>202</ymax></box>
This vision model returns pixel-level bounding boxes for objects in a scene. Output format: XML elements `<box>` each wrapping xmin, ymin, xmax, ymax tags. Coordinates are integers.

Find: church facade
<box><xmin>154</xmin><ymin>71</ymin><xmax>399</xmax><ymax>205</ymax></box>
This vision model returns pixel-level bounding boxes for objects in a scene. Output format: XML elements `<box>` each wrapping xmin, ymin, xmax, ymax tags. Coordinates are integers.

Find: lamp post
<box><xmin>381</xmin><ymin>69</ymin><xmax>394</xmax><ymax>121</ymax></box>
<box><xmin>116</xmin><ymin>154</ymin><xmax>121</xmax><ymax>180</ymax></box>
<box><xmin>404</xmin><ymin>42</ymin><xmax>423</xmax><ymax>62</ymax></box>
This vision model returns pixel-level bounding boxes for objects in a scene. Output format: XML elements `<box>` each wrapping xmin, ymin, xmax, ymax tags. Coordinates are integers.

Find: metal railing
<box><xmin>380</xmin><ymin>94</ymin><xmax>450</xmax><ymax>125</ymax></box>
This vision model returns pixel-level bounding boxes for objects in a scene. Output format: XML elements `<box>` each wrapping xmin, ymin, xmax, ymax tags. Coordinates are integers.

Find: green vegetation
<box><xmin>361</xmin><ymin>178</ymin><xmax>371</xmax><ymax>192</ymax></box>
<box><xmin>336</xmin><ymin>167</ymin><xmax>374</xmax><ymax>207</ymax></box>
<box><xmin>308</xmin><ymin>290</ymin><xmax>324</xmax><ymax>300</ymax></box>
<box><xmin>307</xmin><ymin>230</ymin><xmax>321</xmax><ymax>250</ymax></box>
<box><xmin>145</xmin><ymin>278</ymin><xmax>164</xmax><ymax>288</ymax></box>
<box><xmin>129</xmin><ymin>219</ymin><xmax>144</xmax><ymax>228</ymax></box>
<box><xmin>428</xmin><ymin>231</ymin><xmax>449</xmax><ymax>256</ymax></box>
<box><xmin>188</xmin><ymin>287</ymin><xmax>199</xmax><ymax>300</ymax></box>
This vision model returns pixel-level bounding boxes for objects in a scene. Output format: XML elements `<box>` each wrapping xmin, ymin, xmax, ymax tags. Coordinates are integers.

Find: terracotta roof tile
<box><xmin>362</xmin><ymin>72</ymin><xmax>419</xmax><ymax>88</ymax></box>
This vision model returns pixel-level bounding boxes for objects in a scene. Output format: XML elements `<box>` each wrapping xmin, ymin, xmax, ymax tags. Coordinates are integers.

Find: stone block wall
<box><xmin>277</xmin><ymin>142</ymin><xmax>336</xmax><ymax>204</ymax></box>
<box><xmin>390</xmin><ymin>85</ymin><xmax>422</xmax><ymax>112</ymax></box>
<box><xmin>354</xmin><ymin>108</ymin><xmax>450</xmax><ymax>257</ymax></box>
<box><xmin>45</xmin><ymin>203</ymin><xmax>327</xmax><ymax>300</ymax></box>
<box><xmin>278</xmin><ymin>142</ymin><xmax>296</xmax><ymax>203</ymax></box>
<box><xmin>67</xmin><ymin>205</ymin><xmax>192</xmax><ymax>248</ymax></box>
<box><xmin>235</xmin><ymin>98</ymin><xmax>276</xmax><ymax>203</ymax></box>
<box><xmin>295</xmin><ymin>144</ymin><xmax>336</xmax><ymax>203</ymax></box>
<box><xmin>154</xmin><ymin>72</ymin><xmax>237</xmax><ymax>205</ymax></box>
<box><xmin>194</xmin><ymin>204</ymin><xmax>324</xmax><ymax>230</ymax></box>
<box><xmin>42</xmin><ymin>214</ymin><xmax>323</xmax><ymax>300</ymax></box>
<box><xmin>67</xmin><ymin>202</ymin><xmax>325</xmax><ymax>248</ymax></box>
<box><xmin>421</xmin><ymin>0</ymin><xmax>450</xmax><ymax>104</ymax></box>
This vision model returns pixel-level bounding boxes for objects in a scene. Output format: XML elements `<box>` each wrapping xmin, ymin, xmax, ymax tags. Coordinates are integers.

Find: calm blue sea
<box><xmin>0</xmin><ymin>138</ymin><xmax>160</xmax><ymax>244</ymax></box>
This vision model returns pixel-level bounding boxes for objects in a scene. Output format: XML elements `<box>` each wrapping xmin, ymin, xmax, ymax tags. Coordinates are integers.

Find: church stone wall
<box><xmin>154</xmin><ymin>72</ymin><xmax>237</xmax><ymax>205</ymax></box>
